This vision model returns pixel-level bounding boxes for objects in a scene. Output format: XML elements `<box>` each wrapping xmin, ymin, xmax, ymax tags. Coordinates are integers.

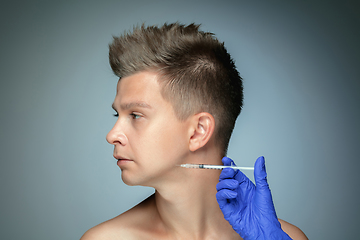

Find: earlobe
<box><xmin>189</xmin><ymin>112</ymin><xmax>215</xmax><ymax>152</ymax></box>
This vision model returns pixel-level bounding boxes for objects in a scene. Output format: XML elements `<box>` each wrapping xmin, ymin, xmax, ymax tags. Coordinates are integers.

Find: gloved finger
<box><xmin>219</xmin><ymin>167</ymin><xmax>236</xmax><ymax>180</ymax></box>
<box><xmin>216</xmin><ymin>196</ymin><xmax>236</xmax><ymax>219</ymax></box>
<box><xmin>216</xmin><ymin>189</ymin><xmax>238</xmax><ymax>202</ymax></box>
<box><xmin>216</xmin><ymin>179</ymin><xmax>239</xmax><ymax>191</ymax></box>
<box><xmin>254</xmin><ymin>156</ymin><xmax>269</xmax><ymax>189</ymax></box>
<box><xmin>222</xmin><ymin>156</ymin><xmax>236</xmax><ymax>166</ymax></box>
<box><xmin>253</xmin><ymin>156</ymin><xmax>277</xmax><ymax>218</ymax></box>
<box><xmin>233</xmin><ymin>167</ymin><xmax>250</xmax><ymax>185</ymax></box>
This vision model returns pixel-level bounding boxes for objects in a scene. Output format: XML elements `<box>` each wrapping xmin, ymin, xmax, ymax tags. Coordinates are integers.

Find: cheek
<box><xmin>156</xmin><ymin>122</ymin><xmax>189</xmax><ymax>158</ymax></box>
<box><xmin>135</xmin><ymin>120</ymin><xmax>188</xmax><ymax>161</ymax></box>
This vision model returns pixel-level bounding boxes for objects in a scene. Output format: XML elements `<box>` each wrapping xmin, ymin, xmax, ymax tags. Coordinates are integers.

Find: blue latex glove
<box><xmin>216</xmin><ymin>156</ymin><xmax>292</xmax><ymax>240</ymax></box>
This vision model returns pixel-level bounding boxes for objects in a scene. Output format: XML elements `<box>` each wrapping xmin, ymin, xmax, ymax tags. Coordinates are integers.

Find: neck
<box><xmin>151</xmin><ymin>148</ymin><xmax>239</xmax><ymax>239</ymax></box>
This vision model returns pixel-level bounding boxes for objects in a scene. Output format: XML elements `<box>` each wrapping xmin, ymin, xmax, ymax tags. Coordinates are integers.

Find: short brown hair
<box><xmin>109</xmin><ymin>23</ymin><xmax>243</xmax><ymax>156</ymax></box>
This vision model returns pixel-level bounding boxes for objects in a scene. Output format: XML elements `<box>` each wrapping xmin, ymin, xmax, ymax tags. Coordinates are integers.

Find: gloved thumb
<box><xmin>254</xmin><ymin>156</ymin><xmax>269</xmax><ymax>189</ymax></box>
<box><xmin>254</xmin><ymin>156</ymin><xmax>281</xmax><ymax>225</ymax></box>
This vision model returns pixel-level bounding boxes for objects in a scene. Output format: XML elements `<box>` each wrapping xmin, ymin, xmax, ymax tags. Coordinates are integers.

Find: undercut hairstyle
<box><xmin>109</xmin><ymin>23</ymin><xmax>243</xmax><ymax>156</ymax></box>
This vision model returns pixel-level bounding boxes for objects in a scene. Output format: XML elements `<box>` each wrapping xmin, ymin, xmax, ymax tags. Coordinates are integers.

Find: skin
<box><xmin>81</xmin><ymin>71</ymin><xmax>308</xmax><ymax>240</ymax></box>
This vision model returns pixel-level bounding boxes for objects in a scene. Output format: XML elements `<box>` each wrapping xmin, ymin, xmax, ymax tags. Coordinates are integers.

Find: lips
<box><xmin>117</xmin><ymin>158</ymin><xmax>132</xmax><ymax>162</ymax></box>
<box><xmin>114</xmin><ymin>154</ymin><xmax>133</xmax><ymax>167</ymax></box>
<box><xmin>113</xmin><ymin>154</ymin><xmax>130</xmax><ymax>161</ymax></box>
<box><xmin>117</xmin><ymin>159</ymin><xmax>133</xmax><ymax>168</ymax></box>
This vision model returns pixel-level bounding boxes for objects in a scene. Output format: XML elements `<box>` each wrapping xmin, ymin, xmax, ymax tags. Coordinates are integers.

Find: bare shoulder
<box><xmin>80</xmin><ymin>194</ymin><xmax>161</xmax><ymax>240</ymax></box>
<box><xmin>279</xmin><ymin>219</ymin><xmax>308</xmax><ymax>240</ymax></box>
<box><xmin>80</xmin><ymin>219</ymin><xmax>132</xmax><ymax>240</ymax></box>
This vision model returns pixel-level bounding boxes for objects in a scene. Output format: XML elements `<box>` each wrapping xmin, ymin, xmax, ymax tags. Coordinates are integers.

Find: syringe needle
<box><xmin>179</xmin><ymin>163</ymin><xmax>254</xmax><ymax>170</ymax></box>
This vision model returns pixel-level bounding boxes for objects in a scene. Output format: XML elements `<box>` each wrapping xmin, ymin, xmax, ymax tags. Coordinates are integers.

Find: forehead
<box><xmin>114</xmin><ymin>71</ymin><xmax>166</xmax><ymax>108</ymax></box>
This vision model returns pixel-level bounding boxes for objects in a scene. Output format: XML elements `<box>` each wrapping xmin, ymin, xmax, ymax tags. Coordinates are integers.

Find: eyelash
<box><xmin>113</xmin><ymin>112</ymin><xmax>141</xmax><ymax>120</ymax></box>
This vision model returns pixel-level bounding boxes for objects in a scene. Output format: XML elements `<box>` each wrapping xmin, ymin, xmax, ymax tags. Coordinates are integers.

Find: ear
<box><xmin>188</xmin><ymin>112</ymin><xmax>215</xmax><ymax>152</ymax></box>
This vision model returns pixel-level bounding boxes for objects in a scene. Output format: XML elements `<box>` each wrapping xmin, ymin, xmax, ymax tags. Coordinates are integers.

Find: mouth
<box><xmin>115</xmin><ymin>156</ymin><xmax>133</xmax><ymax>167</ymax></box>
<box><xmin>117</xmin><ymin>159</ymin><xmax>133</xmax><ymax>167</ymax></box>
<box><xmin>113</xmin><ymin>153</ymin><xmax>134</xmax><ymax>167</ymax></box>
<box><xmin>117</xmin><ymin>158</ymin><xmax>132</xmax><ymax>162</ymax></box>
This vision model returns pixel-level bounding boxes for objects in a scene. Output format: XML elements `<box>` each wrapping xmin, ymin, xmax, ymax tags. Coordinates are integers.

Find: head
<box><xmin>109</xmin><ymin>23</ymin><xmax>243</xmax><ymax>156</ymax></box>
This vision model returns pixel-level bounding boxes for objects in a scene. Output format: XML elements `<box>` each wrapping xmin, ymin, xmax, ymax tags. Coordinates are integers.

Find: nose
<box><xmin>106</xmin><ymin>122</ymin><xmax>128</xmax><ymax>146</ymax></box>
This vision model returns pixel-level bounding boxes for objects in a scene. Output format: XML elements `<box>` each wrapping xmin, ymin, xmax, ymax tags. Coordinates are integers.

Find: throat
<box><xmin>152</xmin><ymin>171</ymin><xmax>225</xmax><ymax>237</ymax></box>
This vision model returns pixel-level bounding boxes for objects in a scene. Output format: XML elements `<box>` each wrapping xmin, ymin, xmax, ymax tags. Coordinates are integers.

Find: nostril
<box><xmin>117</xmin><ymin>133</ymin><xmax>127</xmax><ymax>146</ymax></box>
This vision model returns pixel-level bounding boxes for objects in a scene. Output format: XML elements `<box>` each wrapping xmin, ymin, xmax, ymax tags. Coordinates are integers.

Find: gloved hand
<box><xmin>216</xmin><ymin>156</ymin><xmax>292</xmax><ymax>240</ymax></box>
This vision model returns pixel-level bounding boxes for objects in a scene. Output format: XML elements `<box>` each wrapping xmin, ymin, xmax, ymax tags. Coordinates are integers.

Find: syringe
<box><xmin>179</xmin><ymin>163</ymin><xmax>254</xmax><ymax>171</ymax></box>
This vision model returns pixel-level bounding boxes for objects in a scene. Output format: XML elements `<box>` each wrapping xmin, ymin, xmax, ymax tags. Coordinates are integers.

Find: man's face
<box><xmin>107</xmin><ymin>71</ymin><xmax>192</xmax><ymax>187</ymax></box>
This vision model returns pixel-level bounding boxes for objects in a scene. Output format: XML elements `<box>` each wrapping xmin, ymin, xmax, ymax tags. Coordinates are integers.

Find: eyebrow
<box><xmin>112</xmin><ymin>102</ymin><xmax>152</xmax><ymax>111</ymax></box>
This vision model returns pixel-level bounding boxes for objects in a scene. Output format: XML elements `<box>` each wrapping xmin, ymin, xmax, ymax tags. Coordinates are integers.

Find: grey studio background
<box><xmin>1</xmin><ymin>1</ymin><xmax>359</xmax><ymax>239</ymax></box>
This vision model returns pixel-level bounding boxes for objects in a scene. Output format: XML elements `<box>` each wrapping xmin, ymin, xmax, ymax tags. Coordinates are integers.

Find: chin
<box><xmin>120</xmin><ymin>168</ymin><xmax>164</xmax><ymax>188</ymax></box>
<box><xmin>121</xmin><ymin>174</ymin><xmax>137</xmax><ymax>186</ymax></box>
<box><xmin>121</xmin><ymin>171</ymin><xmax>148</xmax><ymax>186</ymax></box>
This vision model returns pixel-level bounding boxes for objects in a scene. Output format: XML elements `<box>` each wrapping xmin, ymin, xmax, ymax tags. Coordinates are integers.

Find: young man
<box><xmin>81</xmin><ymin>23</ymin><xmax>307</xmax><ymax>240</ymax></box>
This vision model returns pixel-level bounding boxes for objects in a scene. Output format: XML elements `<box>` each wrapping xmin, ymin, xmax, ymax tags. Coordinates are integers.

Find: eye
<box><xmin>130</xmin><ymin>113</ymin><xmax>141</xmax><ymax>120</ymax></box>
